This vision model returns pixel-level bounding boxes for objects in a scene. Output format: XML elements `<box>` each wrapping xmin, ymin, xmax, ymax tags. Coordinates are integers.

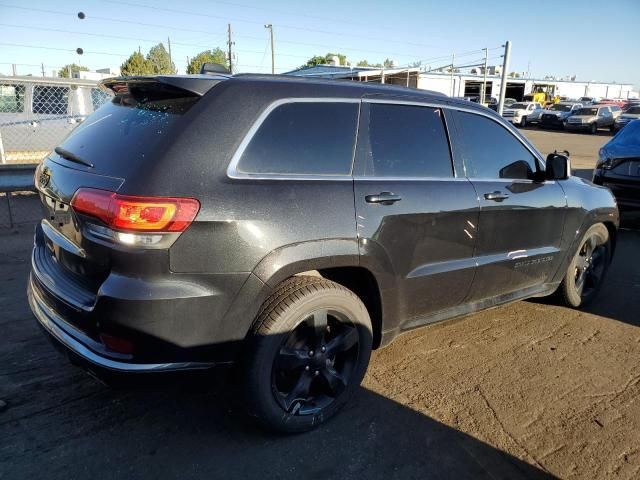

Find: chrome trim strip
<box><xmin>28</xmin><ymin>279</ymin><xmax>215</xmax><ymax>373</ymax></box>
<box><xmin>227</xmin><ymin>97</ymin><xmax>360</xmax><ymax>181</ymax></box>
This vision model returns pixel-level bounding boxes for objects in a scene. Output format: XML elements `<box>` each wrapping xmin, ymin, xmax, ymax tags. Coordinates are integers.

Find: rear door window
<box><xmin>236</xmin><ymin>102</ymin><xmax>359</xmax><ymax>176</ymax></box>
<box><xmin>452</xmin><ymin>111</ymin><xmax>538</xmax><ymax>180</ymax></box>
<box><xmin>356</xmin><ymin>103</ymin><xmax>453</xmax><ymax>178</ymax></box>
<box><xmin>0</xmin><ymin>83</ymin><xmax>26</xmax><ymax>113</ymax></box>
<box><xmin>32</xmin><ymin>86</ymin><xmax>69</xmax><ymax>115</ymax></box>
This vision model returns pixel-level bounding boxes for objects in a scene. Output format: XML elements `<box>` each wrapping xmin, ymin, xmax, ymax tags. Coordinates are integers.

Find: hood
<box><xmin>620</xmin><ymin>113</ymin><xmax>640</xmax><ymax>120</ymax></box>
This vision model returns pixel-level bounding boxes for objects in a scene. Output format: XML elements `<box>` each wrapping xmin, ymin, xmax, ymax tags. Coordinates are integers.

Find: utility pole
<box><xmin>12</xmin><ymin>63</ymin><xmax>16</xmax><ymax>76</ymax></box>
<box><xmin>264</xmin><ymin>24</ymin><xmax>274</xmax><ymax>74</ymax></box>
<box><xmin>450</xmin><ymin>54</ymin><xmax>455</xmax><ymax>97</ymax></box>
<box><xmin>227</xmin><ymin>24</ymin><xmax>234</xmax><ymax>74</ymax></box>
<box><xmin>481</xmin><ymin>48</ymin><xmax>488</xmax><ymax>104</ymax></box>
<box><xmin>497</xmin><ymin>41</ymin><xmax>511</xmax><ymax>116</ymax></box>
<box><xmin>167</xmin><ymin>36</ymin><xmax>173</xmax><ymax>71</ymax></box>
<box><xmin>41</xmin><ymin>63</ymin><xmax>45</xmax><ymax>78</ymax></box>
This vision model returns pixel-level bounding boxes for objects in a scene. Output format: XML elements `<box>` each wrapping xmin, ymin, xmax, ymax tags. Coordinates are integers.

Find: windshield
<box><xmin>625</xmin><ymin>106</ymin><xmax>640</xmax><ymax>114</ymax></box>
<box><xmin>614</xmin><ymin>120</ymin><xmax>640</xmax><ymax>144</ymax></box>
<box><xmin>509</xmin><ymin>103</ymin><xmax>527</xmax><ymax>109</ymax></box>
<box><xmin>550</xmin><ymin>104</ymin><xmax>573</xmax><ymax>112</ymax></box>
<box><xmin>575</xmin><ymin>108</ymin><xmax>598</xmax><ymax>116</ymax></box>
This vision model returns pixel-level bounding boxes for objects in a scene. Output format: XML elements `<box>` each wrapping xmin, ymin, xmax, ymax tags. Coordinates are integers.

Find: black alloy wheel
<box><xmin>244</xmin><ymin>276</ymin><xmax>372</xmax><ymax>433</ymax></box>
<box><xmin>272</xmin><ymin>309</ymin><xmax>359</xmax><ymax>416</ymax></box>
<box><xmin>560</xmin><ymin>223</ymin><xmax>611</xmax><ymax>308</ymax></box>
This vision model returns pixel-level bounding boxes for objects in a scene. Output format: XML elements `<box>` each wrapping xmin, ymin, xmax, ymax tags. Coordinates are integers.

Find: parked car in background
<box><xmin>614</xmin><ymin>105</ymin><xmax>640</xmax><ymax>131</ymax></box>
<box><xmin>27</xmin><ymin>73</ymin><xmax>618</xmax><ymax>433</ymax></box>
<box><xmin>539</xmin><ymin>102</ymin><xmax>583</xmax><ymax>129</ymax></box>
<box><xmin>565</xmin><ymin>105</ymin><xmax>616</xmax><ymax>134</ymax></box>
<box><xmin>488</xmin><ymin>97</ymin><xmax>516</xmax><ymax>112</ymax></box>
<box><xmin>502</xmin><ymin>101</ymin><xmax>543</xmax><ymax>127</ymax></box>
<box><xmin>578</xmin><ymin>96</ymin><xmax>597</xmax><ymax>105</ymax></box>
<box><xmin>594</xmin><ymin>119</ymin><xmax>640</xmax><ymax>209</ymax></box>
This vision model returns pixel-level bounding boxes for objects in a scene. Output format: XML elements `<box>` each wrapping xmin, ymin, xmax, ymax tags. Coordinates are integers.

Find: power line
<box><xmin>0</xmin><ymin>42</ymin><xmax>131</xmax><ymax>58</ymax></box>
<box><xmin>46</xmin><ymin>0</ymin><xmax>443</xmax><ymax>50</ymax></box>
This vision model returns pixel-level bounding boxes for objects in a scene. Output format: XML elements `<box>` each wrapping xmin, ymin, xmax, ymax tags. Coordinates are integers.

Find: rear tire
<box><xmin>520</xmin><ymin>116</ymin><xmax>527</xmax><ymax>127</ymax></box>
<box><xmin>560</xmin><ymin>223</ymin><xmax>611</xmax><ymax>308</ymax></box>
<box><xmin>243</xmin><ymin>276</ymin><xmax>373</xmax><ymax>433</ymax></box>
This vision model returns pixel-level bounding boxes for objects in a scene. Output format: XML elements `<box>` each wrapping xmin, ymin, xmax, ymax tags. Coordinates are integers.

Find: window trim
<box><xmin>227</xmin><ymin>97</ymin><xmax>360</xmax><ymax>181</ymax></box>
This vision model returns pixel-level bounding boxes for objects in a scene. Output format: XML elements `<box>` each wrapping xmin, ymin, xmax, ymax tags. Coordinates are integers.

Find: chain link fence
<box><xmin>0</xmin><ymin>77</ymin><xmax>111</xmax><ymax>164</ymax></box>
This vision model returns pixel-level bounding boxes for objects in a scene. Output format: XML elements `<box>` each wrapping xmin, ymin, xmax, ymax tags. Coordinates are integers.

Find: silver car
<box><xmin>614</xmin><ymin>105</ymin><xmax>640</xmax><ymax>131</ymax></box>
<box><xmin>565</xmin><ymin>105</ymin><xmax>616</xmax><ymax>134</ymax></box>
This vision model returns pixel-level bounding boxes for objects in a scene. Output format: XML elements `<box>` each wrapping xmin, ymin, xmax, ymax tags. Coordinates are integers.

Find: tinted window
<box><xmin>58</xmin><ymin>83</ymin><xmax>199</xmax><ymax>177</ymax></box>
<box><xmin>359</xmin><ymin>103</ymin><xmax>452</xmax><ymax>178</ymax></box>
<box><xmin>0</xmin><ymin>84</ymin><xmax>25</xmax><ymax>113</ymax></box>
<box><xmin>238</xmin><ymin>102</ymin><xmax>358</xmax><ymax>176</ymax></box>
<box><xmin>453</xmin><ymin>111</ymin><xmax>537</xmax><ymax>180</ymax></box>
<box><xmin>32</xmin><ymin>86</ymin><xmax>69</xmax><ymax>115</ymax></box>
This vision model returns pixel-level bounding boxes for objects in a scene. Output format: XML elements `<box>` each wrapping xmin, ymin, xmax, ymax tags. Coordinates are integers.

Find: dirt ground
<box><xmin>1</xmin><ymin>129</ymin><xmax>639</xmax><ymax>479</ymax></box>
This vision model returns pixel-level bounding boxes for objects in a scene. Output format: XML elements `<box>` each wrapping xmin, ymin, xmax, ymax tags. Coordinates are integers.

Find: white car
<box><xmin>501</xmin><ymin>102</ymin><xmax>543</xmax><ymax>127</ymax></box>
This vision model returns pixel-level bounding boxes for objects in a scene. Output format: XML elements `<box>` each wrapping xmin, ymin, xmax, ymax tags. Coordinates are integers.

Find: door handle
<box><xmin>484</xmin><ymin>191</ymin><xmax>510</xmax><ymax>201</ymax></box>
<box><xmin>365</xmin><ymin>191</ymin><xmax>402</xmax><ymax>205</ymax></box>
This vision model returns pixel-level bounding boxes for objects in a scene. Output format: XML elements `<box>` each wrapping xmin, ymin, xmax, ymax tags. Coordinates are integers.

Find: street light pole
<box><xmin>264</xmin><ymin>24</ymin><xmax>274</xmax><ymax>74</ymax></box>
<box><xmin>481</xmin><ymin>47</ymin><xmax>488</xmax><ymax>104</ymax></box>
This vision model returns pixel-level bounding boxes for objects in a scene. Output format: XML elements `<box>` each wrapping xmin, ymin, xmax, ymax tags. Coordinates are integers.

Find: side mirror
<box><xmin>545</xmin><ymin>151</ymin><xmax>571</xmax><ymax>180</ymax></box>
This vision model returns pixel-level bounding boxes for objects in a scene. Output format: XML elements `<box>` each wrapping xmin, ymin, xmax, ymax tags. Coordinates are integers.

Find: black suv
<box><xmin>29</xmin><ymin>74</ymin><xmax>618</xmax><ymax>432</ymax></box>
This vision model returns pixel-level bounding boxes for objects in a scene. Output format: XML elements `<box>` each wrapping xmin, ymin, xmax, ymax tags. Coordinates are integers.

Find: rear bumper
<box><xmin>28</xmin><ymin>275</ymin><xmax>217</xmax><ymax>374</ymax></box>
<box><xmin>593</xmin><ymin>169</ymin><xmax>640</xmax><ymax>209</ymax></box>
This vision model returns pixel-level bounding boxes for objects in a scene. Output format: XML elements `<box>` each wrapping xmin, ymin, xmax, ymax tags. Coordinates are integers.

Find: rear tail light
<box><xmin>71</xmin><ymin>188</ymin><xmax>200</xmax><ymax>232</ymax></box>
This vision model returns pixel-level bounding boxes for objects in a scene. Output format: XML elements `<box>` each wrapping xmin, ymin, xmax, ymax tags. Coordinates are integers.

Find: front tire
<box><xmin>590</xmin><ymin>122</ymin><xmax>598</xmax><ymax>134</ymax></box>
<box><xmin>560</xmin><ymin>223</ymin><xmax>611</xmax><ymax>308</ymax></box>
<box><xmin>520</xmin><ymin>116</ymin><xmax>527</xmax><ymax>127</ymax></box>
<box><xmin>244</xmin><ymin>276</ymin><xmax>373</xmax><ymax>433</ymax></box>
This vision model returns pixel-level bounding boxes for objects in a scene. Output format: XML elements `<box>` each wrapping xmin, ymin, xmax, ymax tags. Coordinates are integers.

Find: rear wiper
<box><xmin>54</xmin><ymin>147</ymin><xmax>94</xmax><ymax>168</ymax></box>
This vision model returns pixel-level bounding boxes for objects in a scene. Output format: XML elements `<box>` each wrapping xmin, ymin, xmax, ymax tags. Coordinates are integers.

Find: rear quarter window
<box><xmin>236</xmin><ymin>101</ymin><xmax>359</xmax><ymax>176</ymax></box>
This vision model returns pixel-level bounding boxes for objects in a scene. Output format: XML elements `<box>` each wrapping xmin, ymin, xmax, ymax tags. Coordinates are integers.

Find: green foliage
<box><xmin>509</xmin><ymin>71</ymin><xmax>521</xmax><ymax>78</ymax></box>
<box><xmin>302</xmin><ymin>53</ymin><xmax>348</xmax><ymax>68</ymax></box>
<box><xmin>147</xmin><ymin>43</ymin><xmax>176</xmax><ymax>74</ymax></box>
<box><xmin>383</xmin><ymin>58</ymin><xmax>395</xmax><ymax>68</ymax></box>
<box><xmin>356</xmin><ymin>60</ymin><xmax>382</xmax><ymax>68</ymax></box>
<box><xmin>120</xmin><ymin>51</ymin><xmax>154</xmax><ymax>76</ymax></box>
<box><xmin>186</xmin><ymin>48</ymin><xmax>228</xmax><ymax>74</ymax></box>
<box><xmin>58</xmin><ymin>64</ymin><xmax>89</xmax><ymax>78</ymax></box>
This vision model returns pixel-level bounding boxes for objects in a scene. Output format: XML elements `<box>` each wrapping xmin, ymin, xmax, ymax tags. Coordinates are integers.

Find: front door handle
<box><xmin>484</xmin><ymin>191</ymin><xmax>510</xmax><ymax>202</ymax></box>
<box><xmin>365</xmin><ymin>191</ymin><xmax>402</xmax><ymax>205</ymax></box>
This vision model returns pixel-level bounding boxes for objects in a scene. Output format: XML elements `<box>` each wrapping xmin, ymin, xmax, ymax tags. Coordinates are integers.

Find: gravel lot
<box><xmin>1</xmin><ymin>129</ymin><xmax>638</xmax><ymax>479</ymax></box>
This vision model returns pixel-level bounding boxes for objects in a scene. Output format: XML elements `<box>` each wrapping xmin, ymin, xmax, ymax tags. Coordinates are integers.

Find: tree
<box><xmin>302</xmin><ymin>53</ymin><xmax>348</xmax><ymax>68</ymax></box>
<box><xmin>383</xmin><ymin>58</ymin><xmax>395</xmax><ymax>68</ymax></box>
<box><xmin>147</xmin><ymin>43</ymin><xmax>176</xmax><ymax>74</ymax></box>
<box><xmin>186</xmin><ymin>48</ymin><xmax>228</xmax><ymax>74</ymax></box>
<box><xmin>509</xmin><ymin>71</ymin><xmax>521</xmax><ymax>78</ymax></box>
<box><xmin>58</xmin><ymin>63</ymin><xmax>89</xmax><ymax>78</ymax></box>
<box><xmin>120</xmin><ymin>51</ymin><xmax>154</xmax><ymax>76</ymax></box>
<box><xmin>356</xmin><ymin>60</ymin><xmax>382</xmax><ymax>68</ymax></box>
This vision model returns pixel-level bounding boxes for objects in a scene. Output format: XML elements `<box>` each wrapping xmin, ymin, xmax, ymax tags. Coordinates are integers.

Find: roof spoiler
<box><xmin>100</xmin><ymin>74</ymin><xmax>228</xmax><ymax>97</ymax></box>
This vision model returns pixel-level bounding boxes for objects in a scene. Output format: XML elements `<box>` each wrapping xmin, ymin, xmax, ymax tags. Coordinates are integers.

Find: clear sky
<box><xmin>1</xmin><ymin>0</ymin><xmax>639</xmax><ymax>88</ymax></box>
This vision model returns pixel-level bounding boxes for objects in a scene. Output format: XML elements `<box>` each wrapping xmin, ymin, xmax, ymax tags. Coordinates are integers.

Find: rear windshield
<box><xmin>510</xmin><ymin>103</ymin><xmax>527</xmax><ymax>109</ymax></box>
<box><xmin>576</xmin><ymin>108</ymin><xmax>598</xmax><ymax>116</ymax></box>
<box><xmin>550</xmin><ymin>104</ymin><xmax>573</xmax><ymax>112</ymax></box>
<box><xmin>55</xmin><ymin>82</ymin><xmax>199</xmax><ymax>176</ymax></box>
<box><xmin>626</xmin><ymin>106</ymin><xmax>640</xmax><ymax>114</ymax></box>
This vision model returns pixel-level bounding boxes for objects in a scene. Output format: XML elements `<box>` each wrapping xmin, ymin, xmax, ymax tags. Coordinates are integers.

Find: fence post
<box><xmin>0</xmin><ymin>131</ymin><xmax>6</xmax><ymax>164</ymax></box>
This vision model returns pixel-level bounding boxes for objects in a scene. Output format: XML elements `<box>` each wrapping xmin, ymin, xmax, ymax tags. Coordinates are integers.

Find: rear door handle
<box><xmin>365</xmin><ymin>191</ymin><xmax>402</xmax><ymax>205</ymax></box>
<box><xmin>484</xmin><ymin>191</ymin><xmax>510</xmax><ymax>201</ymax></box>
